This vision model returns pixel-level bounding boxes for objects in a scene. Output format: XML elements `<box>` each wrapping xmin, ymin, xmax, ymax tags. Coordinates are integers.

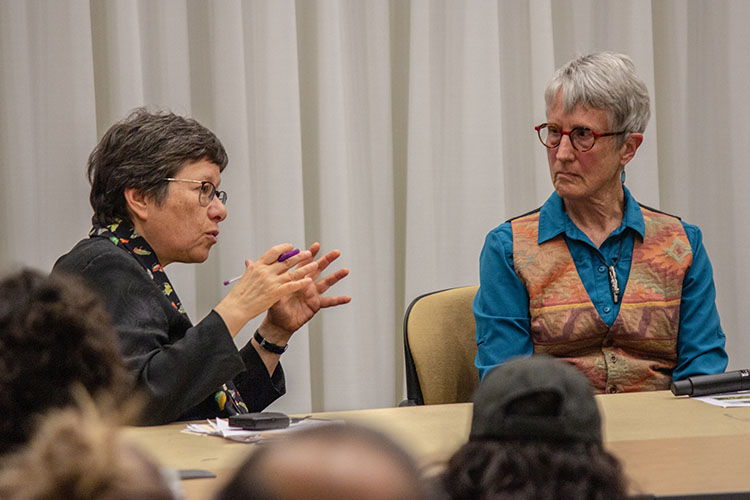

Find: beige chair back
<box><xmin>403</xmin><ymin>285</ymin><xmax>479</xmax><ymax>405</ymax></box>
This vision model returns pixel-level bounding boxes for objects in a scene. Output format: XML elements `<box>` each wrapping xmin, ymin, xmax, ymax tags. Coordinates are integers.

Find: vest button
<box><xmin>603</xmin><ymin>338</ymin><xmax>613</xmax><ymax>347</ymax></box>
<box><xmin>607</xmin><ymin>385</ymin><xmax>617</xmax><ymax>394</ymax></box>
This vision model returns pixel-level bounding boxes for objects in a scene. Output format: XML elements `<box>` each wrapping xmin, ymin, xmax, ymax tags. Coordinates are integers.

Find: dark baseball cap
<box><xmin>470</xmin><ymin>355</ymin><xmax>602</xmax><ymax>444</ymax></box>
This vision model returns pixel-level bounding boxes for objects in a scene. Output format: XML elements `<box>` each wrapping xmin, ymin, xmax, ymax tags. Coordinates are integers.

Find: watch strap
<box><xmin>253</xmin><ymin>330</ymin><xmax>288</xmax><ymax>355</ymax></box>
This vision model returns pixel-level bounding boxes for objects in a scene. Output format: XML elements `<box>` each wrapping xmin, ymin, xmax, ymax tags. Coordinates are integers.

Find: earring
<box><xmin>621</xmin><ymin>170</ymin><xmax>626</xmax><ymax>183</ymax></box>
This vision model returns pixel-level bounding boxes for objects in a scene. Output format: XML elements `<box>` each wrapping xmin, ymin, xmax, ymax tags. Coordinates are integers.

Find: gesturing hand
<box><xmin>263</xmin><ymin>242</ymin><xmax>350</xmax><ymax>336</ymax></box>
<box><xmin>214</xmin><ymin>244</ymin><xmax>318</xmax><ymax>337</ymax></box>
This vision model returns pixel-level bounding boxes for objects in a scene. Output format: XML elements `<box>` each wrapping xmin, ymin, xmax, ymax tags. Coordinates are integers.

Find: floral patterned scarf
<box><xmin>90</xmin><ymin>219</ymin><xmax>248</xmax><ymax>416</ymax></box>
<box><xmin>90</xmin><ymin>220</ymin><xmax>186</xmax><ymax>314</ymax></box>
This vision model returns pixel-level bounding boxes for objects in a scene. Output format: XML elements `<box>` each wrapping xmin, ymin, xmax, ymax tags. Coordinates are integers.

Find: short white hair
<box><xmin>545</xmin><ymin>52</ymin><xmax>650</xmax><ymax>144</ymax></box>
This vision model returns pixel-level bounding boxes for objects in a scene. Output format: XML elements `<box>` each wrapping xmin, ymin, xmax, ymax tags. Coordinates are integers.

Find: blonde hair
<box><xmin>0</xmin><ymin>402</ymin><xmax>175</xmax><ymax>500</ymax></box>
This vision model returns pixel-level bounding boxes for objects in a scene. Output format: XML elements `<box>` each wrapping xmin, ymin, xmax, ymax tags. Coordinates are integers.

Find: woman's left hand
<box><xmin>262</xmin><ymin>242</ymin><xmax>350</xmax><ymax>337</ymax></box>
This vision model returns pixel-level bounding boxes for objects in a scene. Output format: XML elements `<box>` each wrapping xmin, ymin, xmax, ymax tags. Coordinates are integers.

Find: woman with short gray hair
<box><xmin>474</xmin><ymin>52</ymin><xmax>727</xmax><ymax>393</ymax></box>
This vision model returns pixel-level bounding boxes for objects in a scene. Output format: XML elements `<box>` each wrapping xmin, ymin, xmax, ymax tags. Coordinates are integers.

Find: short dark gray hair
<box><xmin>87</xmin><ymin>107</ymin><xmax>229</xmax><ymax>226</ymax></box>
<box><xmin>545</xmin><ymin>52</ymin><xmax>650</xmax><ymax>146</ymax></box>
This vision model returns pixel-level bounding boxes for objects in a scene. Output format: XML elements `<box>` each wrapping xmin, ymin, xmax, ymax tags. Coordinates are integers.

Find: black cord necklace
<box><xmin>595</xmin><ymin>237</ymin><xmax>624</xmax><ymax>304</ymax></box>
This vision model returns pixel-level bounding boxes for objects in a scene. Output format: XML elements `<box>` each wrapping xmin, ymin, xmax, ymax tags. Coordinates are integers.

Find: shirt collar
<box><xmin>537</xmin><ymin>185</ymin><xmax>645</xmax><ymax>244</ymax></box>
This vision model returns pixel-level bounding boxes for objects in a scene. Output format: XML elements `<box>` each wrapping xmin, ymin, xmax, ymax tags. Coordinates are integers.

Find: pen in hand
<box><xmin>222</xmin><ymin>248</ymin><xmax>301</xmax><ymax>286</ymax></box>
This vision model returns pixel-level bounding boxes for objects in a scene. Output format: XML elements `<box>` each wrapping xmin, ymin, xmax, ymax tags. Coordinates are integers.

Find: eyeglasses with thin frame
<box><xmin>165</xmin><ymin>178</ymin><xmax>227</xmax><ymax>206</ymax></box>
<box><xmin>535</xmin><ymin>123</ymin><xmax>627</xmax><ymax>152</ymax></box>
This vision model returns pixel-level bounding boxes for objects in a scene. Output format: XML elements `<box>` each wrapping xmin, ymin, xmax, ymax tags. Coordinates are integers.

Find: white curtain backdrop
<box><xmin>1</xmin><ymin>0</ymin><xmax>749</xmax><ymax>413</ymax></box>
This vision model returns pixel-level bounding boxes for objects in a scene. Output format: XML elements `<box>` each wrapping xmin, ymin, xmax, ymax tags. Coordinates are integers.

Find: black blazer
<box><xmin>53</xmin><ymin>238</ymin><xmax>285</xmax><ymax>424</ymax></box>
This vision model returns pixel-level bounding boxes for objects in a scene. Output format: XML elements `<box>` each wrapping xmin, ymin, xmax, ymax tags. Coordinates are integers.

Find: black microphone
<box><xmin>670</xmin><ymin>369</ymin><xmax>750</xmax><ymax>397</ymax></box>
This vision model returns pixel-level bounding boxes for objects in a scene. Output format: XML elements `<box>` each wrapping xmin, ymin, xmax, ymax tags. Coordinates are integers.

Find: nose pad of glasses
<box><xmin>556</xmin><ymin>133</ymin><xmax>577</xmax><ymax>153</ymax></box>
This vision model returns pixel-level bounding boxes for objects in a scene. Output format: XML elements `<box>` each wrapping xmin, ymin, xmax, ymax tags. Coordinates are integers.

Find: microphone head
<box><xmin>671</xmin><ymin>379</ymin><xmax>692</xmax><ymax>396</ymax></box>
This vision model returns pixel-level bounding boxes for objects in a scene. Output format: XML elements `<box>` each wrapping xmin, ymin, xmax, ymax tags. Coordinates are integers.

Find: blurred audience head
<box><xmin>0</xmin><ymin>403</ymin><xmax>176</xmax><ymax>500</ymax></box>
<box><xmin>216</xmin><ymin>423</ymin><xmax>429</xmax><ymax>500</ymax></box>
<box><xmin>438</xmin><ymin>355</ymin><xmax>628</xmax><ymax>500</ymax></box>
<box><xmin>0</xmin><ymin>268</ymin><xmax>130</xmax><ymax>455</ymax></box>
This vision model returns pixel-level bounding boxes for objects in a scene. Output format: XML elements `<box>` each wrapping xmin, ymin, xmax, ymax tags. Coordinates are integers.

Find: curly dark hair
<box><xmin>0</xmin><ymin>269</ymin><xmax>130</xmax><ymax>456</ymax></box>
<box><xmin>87</xmin><ymin>107</ymin><xmax>229</xmax><ymax>226</ymax></box>
<box><xmin>437</xmin><ymin>439</ymin><xmax>628</xmax><ymax>500</ymax></box>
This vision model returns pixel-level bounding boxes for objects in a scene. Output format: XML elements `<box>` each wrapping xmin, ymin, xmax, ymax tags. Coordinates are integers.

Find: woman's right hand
<box><xmin>213</xmin><ymin>244</ymin><xmax>317</xmax><ymax>337</ymax></box>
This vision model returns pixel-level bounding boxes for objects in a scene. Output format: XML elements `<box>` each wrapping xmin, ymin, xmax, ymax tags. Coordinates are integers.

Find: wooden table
<box><xmin>598</xmin><ymin>391</ymin><xmax>750</xmax><ymax>497</ymax></box>
<box><xmin>124</xmin><ymin>391</ymin><xmax>750</xmax><ymax>499</ymax></box>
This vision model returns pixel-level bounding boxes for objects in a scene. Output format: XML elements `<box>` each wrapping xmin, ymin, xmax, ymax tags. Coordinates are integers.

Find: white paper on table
<box><xmin>183</xmin><ymin>417</ymin><xmax>341</xmax><ymax>443</ymax></box>
<box><xmin>693</xmin><ymin>390</ymin><xmax>750</xmax><ymax>408</ymax></box>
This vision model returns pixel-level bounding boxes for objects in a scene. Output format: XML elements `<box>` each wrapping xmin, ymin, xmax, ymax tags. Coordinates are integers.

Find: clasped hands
<box><xmin>214</xmin><ymin>242</ymin><xmax>350</xmax><ymax>344</ymax></box>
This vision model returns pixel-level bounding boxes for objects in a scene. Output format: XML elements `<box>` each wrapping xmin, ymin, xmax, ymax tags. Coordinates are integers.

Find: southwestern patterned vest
<box><xmin>511</xmin><ymin>206</ymin><xmax>692</xmax><ymax>393</ymax></box>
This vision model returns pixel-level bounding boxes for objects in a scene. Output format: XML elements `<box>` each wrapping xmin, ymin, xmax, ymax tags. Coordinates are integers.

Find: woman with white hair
<box><xmin>474</xmin><ymin>52</ymin><xmax>727</xmax><ymax>393</ymax></box>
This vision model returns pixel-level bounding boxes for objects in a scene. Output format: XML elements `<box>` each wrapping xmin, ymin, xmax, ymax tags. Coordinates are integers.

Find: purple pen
<box><xmin>223</xmin><ymin>248</ymin><xmax>300</xmax><ymax>286</ymax></box>
<box><xmin>277</xmin><ymin>248</ymin><xmax>300</xmax><ymax>262</ymax></box>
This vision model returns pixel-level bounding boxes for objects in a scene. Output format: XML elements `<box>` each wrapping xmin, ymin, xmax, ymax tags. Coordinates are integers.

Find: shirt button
<box><xmin>598</xmin><ymin>265</ymin><xmax>607</xmax><ymax>272</ymax></box>
<box><xmin>603</xmin><ymin>306</ymin><xmax>611</xmax><ymax>313</ymax></box>
<box><xmin>609</xmin><ymin>354</ymin><xmax>617</xmax><ymax>363</ymax></box>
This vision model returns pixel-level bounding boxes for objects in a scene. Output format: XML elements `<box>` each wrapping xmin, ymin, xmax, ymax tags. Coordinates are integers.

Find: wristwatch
<box><xmin>253</xmin><ymin>330</ymin><xmax>288</xmax><ymax>354</ymax></box>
